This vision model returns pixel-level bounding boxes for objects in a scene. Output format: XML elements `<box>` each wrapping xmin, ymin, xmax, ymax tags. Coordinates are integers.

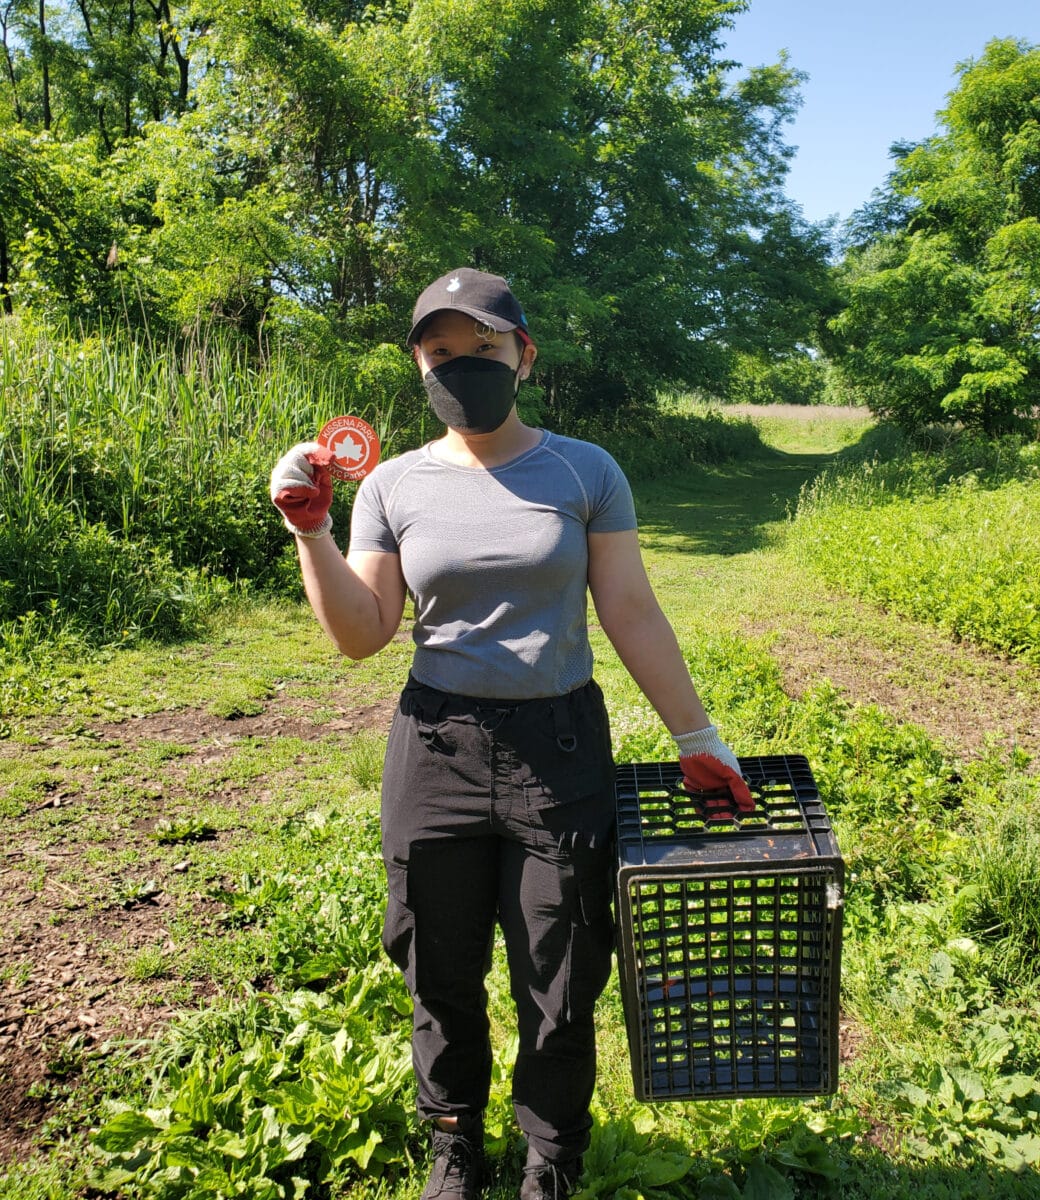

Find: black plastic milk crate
<box><xmin>614</xmin><ymin>755</ymin><xmax>843</xmax><ymax>1102</ymax></box>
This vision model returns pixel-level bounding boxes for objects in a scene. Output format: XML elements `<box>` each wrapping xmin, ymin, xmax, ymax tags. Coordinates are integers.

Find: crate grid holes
<box><xmin>615</xmin><ymin>756</ymin><xmax>843</xmax><ymax>1102</ymax></box>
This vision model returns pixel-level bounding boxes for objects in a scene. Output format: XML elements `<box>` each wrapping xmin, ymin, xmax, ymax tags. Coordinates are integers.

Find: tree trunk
<box><xmin>0</xmin><ymin>219</ymin><xmax>12</xmax><ymax>315</ymax></box>
<box><xmin>125</xmin><ymin>0</ymin><xmax>136</xmax><ymax>138</ymax></box>
<box><xmin>39</xmin><ymin>0</ymin><xmax>51</xmax><ymax>130</ymax></box>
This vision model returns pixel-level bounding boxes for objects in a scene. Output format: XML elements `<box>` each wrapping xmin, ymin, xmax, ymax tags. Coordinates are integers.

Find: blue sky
<box><xmin>721</xmin><ymin>1</ymin><xmax>1039</xmax><ymax>227</ymax></box>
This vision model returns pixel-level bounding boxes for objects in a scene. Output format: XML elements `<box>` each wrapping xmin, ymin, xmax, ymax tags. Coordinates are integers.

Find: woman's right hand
<box><xmin>270</xmin><ymin>442</ymin><xmax>334</xmax><ymax>537</ymax></box>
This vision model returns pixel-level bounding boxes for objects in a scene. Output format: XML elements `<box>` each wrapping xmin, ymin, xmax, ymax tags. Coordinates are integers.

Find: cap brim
<box><xmin>407</xmin><ymin>306</ymin><xmax>521</xmax><ymax>346</ymax></box>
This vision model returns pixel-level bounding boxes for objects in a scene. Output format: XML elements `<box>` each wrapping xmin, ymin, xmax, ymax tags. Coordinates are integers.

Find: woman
<box><xmin>269</xmin><ymin>268</ymin><xmax>751</xmax><ymax>1200</ymax></box>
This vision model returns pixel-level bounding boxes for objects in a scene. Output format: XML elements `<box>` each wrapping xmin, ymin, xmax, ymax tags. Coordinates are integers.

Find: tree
<box><xmin>0</xmin><ymin>124</ymin><xmax>123</xmax><ymax>316</ymax></box>
<box><xmin>1</xmin><ymin>0</ymin><xmax>834</xmax><ymax>417</ymax></box>
<box><xmin>828</xmin><ymin>39</ymin><xmax>1040</xmax><ymax>435</ymax></box>
<box><xmin>388</xmin><ymin>0</ymin><xmax>832</xmax><ymax>414</ymax></box>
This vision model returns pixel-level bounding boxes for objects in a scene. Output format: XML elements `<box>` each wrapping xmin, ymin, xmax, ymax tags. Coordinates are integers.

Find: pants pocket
<box><xmin>381</xmin><ymin>858</ymin><xmax>416</xmax><ymax>989</ymax></box>
<box><xmin>516</xmin><ymin>685</ymin><xmax>614</xmax><ymax>812</ymax></box>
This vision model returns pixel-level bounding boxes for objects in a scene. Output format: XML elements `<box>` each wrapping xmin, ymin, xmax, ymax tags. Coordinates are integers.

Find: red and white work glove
<box><xmin>270</xmin><ymin>443</ymin><xmax>334</xmax><ymax>538</ymax></box>
<box><xmin>674</xmin><ymin>725</ymin><xmax>755</xmax><ymax>814</ymax></box>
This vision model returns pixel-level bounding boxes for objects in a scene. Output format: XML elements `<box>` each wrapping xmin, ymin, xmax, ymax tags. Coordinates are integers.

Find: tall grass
<box><xmin>967</xmin><ymin>787</ymin><xmax>1040</xmax><ymax>983</ymax></box>
<box><xmin>0</xmin><ymin>316</ymin><xmax>418</xmax><ymax>651</ymax></box>
<box><xmin>786</xmin><ymin>429</ymin><xmax>1040</xmax><ymax>663</ymax></box>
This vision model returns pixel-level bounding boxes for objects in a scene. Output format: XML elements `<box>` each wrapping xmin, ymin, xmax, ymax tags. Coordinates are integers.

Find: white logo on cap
<box><xmin>446</xmin><ymin>277</ymin><xmax>461</xmax><ymax>292</ymax></box>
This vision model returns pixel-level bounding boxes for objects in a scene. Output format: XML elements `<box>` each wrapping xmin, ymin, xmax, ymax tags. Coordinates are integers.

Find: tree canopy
<box><xmin>0</xmin><ymin>0</ymin><xmax>831</xmax><ymax>415</ymax></box>
<box><xmin>830</xmin><ymin>38</ymin><xmax>1040</xmax><ymax>435</ymax></box>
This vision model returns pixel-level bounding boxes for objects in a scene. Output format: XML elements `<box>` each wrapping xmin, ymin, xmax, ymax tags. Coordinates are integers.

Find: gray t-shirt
<box><xmin>349</xmin><ymin>430</ymin><xmax>637</xmax><ymax>699</ymax></box>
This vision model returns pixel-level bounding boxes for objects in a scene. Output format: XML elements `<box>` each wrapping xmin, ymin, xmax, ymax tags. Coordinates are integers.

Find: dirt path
<box><xmin>744</xmin><ymin>589</ymin><xmax>1040</xmax><ymax>766</ymax></box>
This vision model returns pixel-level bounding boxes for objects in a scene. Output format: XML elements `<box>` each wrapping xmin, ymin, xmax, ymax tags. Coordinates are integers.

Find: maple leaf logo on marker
<box><xmin>332</xmin><ymin>434</ymin><xmax>365</xmax><ymax>464</ymax></box>
<box><xmin>317</xmin><ymin>416</ymin><xmax>381</xmax><ymax>481</ymax></box>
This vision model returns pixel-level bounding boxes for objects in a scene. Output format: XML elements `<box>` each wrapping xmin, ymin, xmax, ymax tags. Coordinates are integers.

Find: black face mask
<box><xmin>423</xmin><ymin>357</ymin><xmax>521</xmax><ymax>434</ymax></box>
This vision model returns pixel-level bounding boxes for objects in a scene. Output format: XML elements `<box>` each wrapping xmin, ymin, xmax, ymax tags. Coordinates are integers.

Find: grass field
<box><xmin>2</xmin><ymin>405</ymin><xmax>1039</xmax><ymax>1199</ymax></box>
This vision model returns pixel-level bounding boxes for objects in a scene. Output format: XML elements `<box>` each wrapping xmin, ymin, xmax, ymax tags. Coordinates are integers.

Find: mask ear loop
<box><xmin>472</xmin><ymin>319</ymin><xmax>530</xmax><ymax>395</ymax></box>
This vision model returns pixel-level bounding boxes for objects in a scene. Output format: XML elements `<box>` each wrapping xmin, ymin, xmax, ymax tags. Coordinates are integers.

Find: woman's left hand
<box><xmin>674</xmin><ymin>726</ymin><xmax>754</xmax><ymax>813</ymax></box>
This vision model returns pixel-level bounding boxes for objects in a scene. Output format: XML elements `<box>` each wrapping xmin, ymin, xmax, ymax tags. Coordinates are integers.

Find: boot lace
<box><xmin>424</xmin><ymin>1128</ymin><xmax>481</xmax><ymax>1198</ymax></box>
<box><xmin>521</xmin><ymin>1159</ymin><xmax>581</xmax><ymax>1200</ymax></box>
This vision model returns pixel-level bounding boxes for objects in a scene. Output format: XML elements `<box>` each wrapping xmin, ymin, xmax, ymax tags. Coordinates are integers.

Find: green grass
<box><xmin>715</xmin><ymin>403</ymin><xmax>875</xmax><ymax>456</ymax></box>
<box><xmin>789</xmin><ymin>472</ymin><xmax>1040</xmax><ymax>663</ymax></box>
<box><xmin>781</xmin><ymin>428</ymin><xmax>1040</xmax><ymax>665</ymax></box>
<box><xmin>3</xmin><ymin>405</ymin><xmax>1040</xmax><ymax>1198</ymax></box>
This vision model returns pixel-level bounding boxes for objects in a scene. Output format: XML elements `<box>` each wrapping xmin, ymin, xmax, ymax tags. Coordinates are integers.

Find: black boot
<box><xmin>421</xmin><ymin>1114</ymin><xmax>484</xmax><ymax>1200</ymax></box>
<box><xmin>519</xmin><ymin>1146</ymin><xmax>583</xmax><ymax>1200</ymax></box>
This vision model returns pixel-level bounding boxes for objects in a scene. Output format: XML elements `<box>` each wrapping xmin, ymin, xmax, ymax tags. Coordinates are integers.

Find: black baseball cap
<box><xmin>407</xmin><ymin>267</ymin><xmax>531</xmax><ymax>346</ymax></box>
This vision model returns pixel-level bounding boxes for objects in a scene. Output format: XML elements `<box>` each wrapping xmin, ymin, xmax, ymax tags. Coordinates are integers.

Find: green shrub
<box><xmin>0</xmin><ymin>318</ymin><xmax>416</xmax><ymax>650</ymax></box>
<box><xmin>0</xmin><ymin>503</ymin><xmax>208</xmax><ymax>644</ymax></box>
<box><xmin>92</xmin><ymin>986</ymin><xmax>415</xmax><ymax>1197</ymax></box>
<box><xmin>725</xmin><ymin>349</ymin><xmax>827</xmax><ymax>406</ymax></box>
<box><xmin>788</xmin><ymin>431</ymin><xmax>1040</xmax><ymax>663</ymax></box>
<box><xmin>562</xmin><ymin>404</ymin><xmax>764</xmax><ymax>482</ymax></box>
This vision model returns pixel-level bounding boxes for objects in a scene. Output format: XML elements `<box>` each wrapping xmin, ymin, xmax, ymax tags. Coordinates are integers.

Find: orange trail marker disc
<box><xmin>317</xmin><ymin>415</ymin><xmax>381</xmax><ymax>481</ymax></box>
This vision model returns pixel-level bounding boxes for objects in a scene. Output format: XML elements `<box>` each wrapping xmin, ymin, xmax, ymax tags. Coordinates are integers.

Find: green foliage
<box><xmin>109</xmin><ymin>878</ymin><xmax>162</xmax><ymax>909</ymax></box>
<box><xmin>209</xmin><ymin>814</ymin><xmax>406</xmax><ymax>994</ymax></box>
<box><xmin>0</xmin><ymin>0</ymin><xmax>833</xmax><ymax>414</ymax></box>
<box><xmin>0</xmin><ymin>606</ymin><xmax>96</xmax><ymax>727</ymax></box>
<box><xmin>563</xmin><ymin>404</ymin><xmax>764</xmax><ymax>482</ymax></box>
<box><xmin>679</xmin><ymin>1097</ymin><xmax>862</xmax><ymax>1196</ymax></box>
<box><xmin>152</xmin><ymin>817</ymin><xmax>217</xmax><ymax>845</ymax></box>
<box><xmin>0</xmin><ymin>127</ymin><xmax>125</xmax><ymax>318</ymax></box>
<box><xmin>0</xmin><ymin>317</ymin><xmax>414</xmax><ymax>651</ymax></box>
<box><xmin>787</xmin><ymin>433</ymin><xmax>1040</xmax><ymax>663</ymax></box>
<box><xmin>0</xmin><ymin>315</ymin><xmax>768</xmax><ymax>662</ymax></box>
<box><xmin>831</xmin><ymin>39</ymin><xmax>1040</xmax><ymax>436</ymax></box>
<box><xmin>0</xmin><ymin>506</ymin><xmax>210</xmax><ymax>644</ymax></box>
<box><xmin>401</xmin><ymin>0</ymin><xmax>833</xmax><ymax>413</ymax></box>
<box><xmin>576</xmin><ymin>1106</ymin><xmax>696</xmax><ymax>1198</ymax></box>
<box><xmin>723</xmin><ymin>350</ymin><xmax>828</xmax><ymax>406</ymax></box>
<box><xmin>888</xmin><ymin>1057</ymin><xmax>1040</xmax><ymax>1169</ymax></box>
<box><xmin>91</xmin><ymin>989</ymin><xmax>415</xmax><ymax>1197</ymax></box>
<box><xmin>92</xmin><ymin>811</ymin><xmax>415</xmax><ymax>1197</ymax></box>
<box><xmin>963</xmin><ymin>789</ymin><xmax>1040</xmax><ymax>982</ymax></box>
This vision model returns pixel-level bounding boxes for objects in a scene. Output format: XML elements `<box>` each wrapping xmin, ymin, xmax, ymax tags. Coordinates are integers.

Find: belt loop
<box><xmin>408</xmin><ymin>679</ymin><xmax>447</xmax><ymax>745</ymax></box>
<box><xmin>551</xmin><ymin>695</ymin><xmax>578</xmax><ymax>752</ymax></box>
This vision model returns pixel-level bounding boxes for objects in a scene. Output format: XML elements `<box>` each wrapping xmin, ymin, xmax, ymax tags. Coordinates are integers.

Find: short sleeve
<box><xmin>587</xmin><ymin>451</ymin><xmax>637</xmax><ymax>533</ymax></box>
<box><xmin>348</xmin><ymin>472</ymin><xmax>399</xmax><ymax>553</ymax></box>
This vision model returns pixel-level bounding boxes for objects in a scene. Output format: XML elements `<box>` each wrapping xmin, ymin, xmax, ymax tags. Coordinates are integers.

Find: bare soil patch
<box><xmin>743</xmin><ymin>597</ymin><xmax>1040</xmax><ymax>766</ymax></box>
<box><xmin>0</xmin><ymin>684</ymin><xmax>396</xmax><ymax>1164</ymax></box>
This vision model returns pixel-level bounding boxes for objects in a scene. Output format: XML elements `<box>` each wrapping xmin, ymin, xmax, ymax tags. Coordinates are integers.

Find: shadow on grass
<box><xmin>634</xmin><ymin>448</ymin><xmax>840</xmax><ymax>557</ymax></box>
<box><xmin>828</xmin><ymin>1144</ymin><xmax>1040</xmax><ymax>1200</ymax></box>
<box><xmin>479</xmin><ymin>1120</ymin><xmax>1039</xmax><ymax>1200</ymax></box>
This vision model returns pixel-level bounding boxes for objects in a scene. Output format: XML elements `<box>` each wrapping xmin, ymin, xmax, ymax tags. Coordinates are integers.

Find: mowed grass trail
<box><xmin>602</xmin><ymin>405</ymin><xmax>1040</xmax><ymax>767</ymax></box>
<box><xmin>593</xmin><ymin>406</ymin><xmax>876</xmax><ymax>728</ymax></box>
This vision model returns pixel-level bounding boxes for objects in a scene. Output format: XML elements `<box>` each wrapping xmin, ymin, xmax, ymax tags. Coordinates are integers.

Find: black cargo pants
<box><xmin>380</xmin><ymin>675</ymin><xmax>617</xmax><ymax>1163</ymax></box>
